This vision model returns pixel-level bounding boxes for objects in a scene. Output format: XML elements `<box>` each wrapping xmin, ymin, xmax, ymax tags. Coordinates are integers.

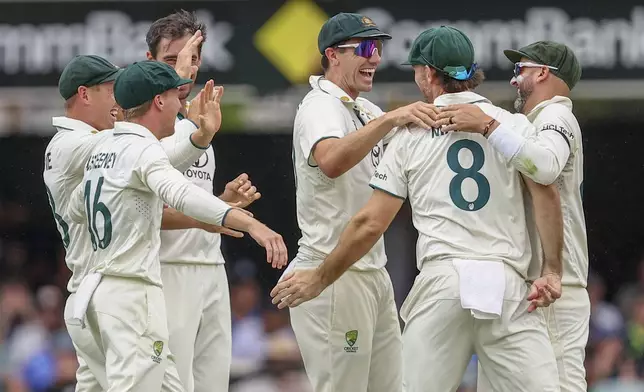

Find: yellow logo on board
<box><xmin>254</xmin><ymin>0</ymin><xmax>328</xmax><ymax>84</ymax></box>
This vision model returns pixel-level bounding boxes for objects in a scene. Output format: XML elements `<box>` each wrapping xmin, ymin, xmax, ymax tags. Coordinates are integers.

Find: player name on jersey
<box><xmin>86</xmin><ymin>152</ymin><xmax>118</xmax><ymax>171</ymax></box>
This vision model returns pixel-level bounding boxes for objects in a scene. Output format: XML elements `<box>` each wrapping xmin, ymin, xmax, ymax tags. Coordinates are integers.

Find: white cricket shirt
<box><xmin>44</xmin><ymin>117</ymin><xmax>110</xmax><ymax>293</ymax></box>
<box><xmin>44</xmin><ymin>117</ymin><xmax>205</xmax><ymax>292</ymax></box>
<box><xmin>159</xmin><ymin>115</ymin><xmax>224</xmax><ymax>265</ymax></box>
<box><xmin>292</xmin><ymin>75</ymin><xmax>387</xmax><ymax>270</ymax></box>
<box><xmin>64</xmin><ymin>122</ymin><xmax>231</xmax><ymax>287</ymax></box>
<box><xmin>524</xmin><ymin>96</ymin><xmax>588</xmax><ymax>287</ymax></box>
<box><xmin>369</xmin><ymin>92</ymin><xmax>534</xmax><ymax>278</ymax></box>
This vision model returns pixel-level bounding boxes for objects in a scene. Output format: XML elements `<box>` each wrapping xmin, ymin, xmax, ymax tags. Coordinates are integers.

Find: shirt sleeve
<box><xmin>295</xmin><ymin>97</ymin><xmax>346</xmax><ymax>166</ymax></box>
<box><xmin>136</xmin><ymin>143</ymin><xmax>231</xmax><ymax>226</ymax></box>
<box><xmin>369</xmin><ymin>129</ymin><xmax>409</xmax><ymax>199</ymax></box>
<box><xmin>64</xmin><ymin>131</ymin><xmax>109</xmax><ymax>174</ymax></box>
<box><xmin>159</xmin><ymin>119</ymin><xmax>205</xmax><ymax>173</ymax></box>
<box><xmin>481</xmin><ymin>104</ymin><xmax>571</xmax><ymax>185</ymax></box>
<box><xmin>66</xmin><ymin>181</ymin><xmax>87</xmax><ymax>224</ymax></box>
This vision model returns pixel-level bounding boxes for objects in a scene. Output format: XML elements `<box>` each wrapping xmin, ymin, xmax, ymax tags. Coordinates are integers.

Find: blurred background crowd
<box><xmin>2</xmin><ymin>0</ymin><xmax>644</xmax><ymax>391</ymax></box>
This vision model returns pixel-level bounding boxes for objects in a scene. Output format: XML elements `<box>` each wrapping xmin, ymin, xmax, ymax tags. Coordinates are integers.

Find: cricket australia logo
<box><xmin>151</xmin><ymin>340</ymin><xmax>164</xmax><ymax>364</ymax></box>
<box><xmin>344</xmin><ymin>330</ymin><xmax>359</xmax><ymax>353</ymax></box>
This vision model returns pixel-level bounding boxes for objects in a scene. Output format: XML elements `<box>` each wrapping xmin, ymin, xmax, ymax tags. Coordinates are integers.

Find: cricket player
<box><xmin>439</xmin><ymin>41</ymin><xmax>588</xmax><ymax>392</ymax></box>
<box><xmin>272</xmin><ymin>26</ymin><xmax>564</xmax><ymax>392</ymax></box>
<box><xmin>62</xmin><ymin>60</ymin><xmax>287</xmax><ymax>392</ymax></box>
<box><xmin>144</xmin><ymin>11</ymin><xmax>262</xmax><ymax>392</ymax></box>
<box><xmin>279</xmin><ymin>12</ymin><xmax>441</xmax><ymax>392</ymax></box>
<box><xmin>44</xmin><ymin>54</ymin><xmax>223</xmax><ymax>391</ymax></box>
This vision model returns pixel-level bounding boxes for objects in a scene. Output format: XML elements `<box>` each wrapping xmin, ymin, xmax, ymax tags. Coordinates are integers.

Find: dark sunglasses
<box><xmin>513</xmin><ymin>61</ymin><xmax>558</xmax><ymax>77</ymax></box>
<box><xmin>336</xmin><ymin>40</ymin><xmax>383</xmax><ymax>59</ymax></box>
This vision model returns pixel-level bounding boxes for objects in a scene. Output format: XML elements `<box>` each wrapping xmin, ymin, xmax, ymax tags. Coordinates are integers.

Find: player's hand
<box><xmin>527</xmin><ymin>273</ymin><xmax>562</xmax><ymax>312</ymax></box>
<box><xmin>221</xmin><ymin>173</ymin><xmax>261</xmax><ymax>208</ymax></box>
<box><xmin>187</xmin><ymin>87</ymin><xmax>204</xmax><ymax>125</ymax></box>
<box><xmin>270</xmin><ymin>269</ymin><xmax>326</xmax><ymax>309</ymax></box>
<box><xmin>436</xmin><ymin>104</ymin><xmax>496</xmax><ymax>134</ymax></box>
<box><xmin>383</xmin><ymin>101</ymin><xmax>440</xmax><ymax>129</ymax></box>
<box><xmin>175</xmin><ymin>30</ymin><xmax>203</xmax><ymax>80</ymax></box>
<box><xmin>248</xmin><ymin>222</ymin><xmax>288</xmax><ymax>269</ymax></box>
<box><xmin>197</xmin><ymin>80</ymin><xmax>225</xmax><ymax>137</ymax></box>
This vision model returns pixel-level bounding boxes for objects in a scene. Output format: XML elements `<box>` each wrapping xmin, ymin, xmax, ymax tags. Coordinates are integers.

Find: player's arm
<box><xmin>139</xmin><ymin>144</ymin><xmax>287</xmax><ymax>267</ymax></box>
<box><xmin>319</xmin><ymin>190</ymin><xmax>403</xmax><ymax>284</ymax></box>
<box><xmin>523</xmin><ymin>176</ymin><xmax>564</xmax><ymax>311</ymax></box>
<box><xmin>66</xmin><ymin>181</ymin><xmax>87</xmax><ymax>224</ymax></box>
<box><xmin>302</xmin><ymin>99</ymin><xmax>438</xmax><ymax>179</ymax></box>
<box><xmin>438</xmin><ymin>104</ymin><xmax>571</xmax><ymax>185</ymax></box>
<box><xmin>271</xmin><ymin>131</ymin><xmax>410</xmax><ymax>308</ymax></box>
<box><xmin>523</xmin><ymin>176</ymin><xmax>564</xmax><ymax>277</ymax></box>
<box><xmin>160</xmin><ymin>205</ymin><xmax>245</xmax><ymax>238</ymax></box>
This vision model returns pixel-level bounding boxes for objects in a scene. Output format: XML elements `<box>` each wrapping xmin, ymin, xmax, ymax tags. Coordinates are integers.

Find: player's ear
<box><xmin>146</xmin><ymin>51</ymin><xmax>154</xmax><ymax>61</ymax></box>
<box><xmin>537</xmin><ymin>67</ymin><xmax>550</xmax><ymax>83</ymax></box>
<box><xmin>153</xmin><ymin>94</ymin><xmax>164</xmax><ymax>111</ymax></box>
<box><xmin>77</xmin><ymin>86</ymin><xmax>89</xmax><ymax>104</ymax></box>
<box><xmin>426</xmin><ymin>66</ymin><xmax>437</xmax><ymax>85</ymax></box>
<box><xmin>325</xmin><ymin>47</ymin><xmax>340</xmax><ymax>66</ymax></box>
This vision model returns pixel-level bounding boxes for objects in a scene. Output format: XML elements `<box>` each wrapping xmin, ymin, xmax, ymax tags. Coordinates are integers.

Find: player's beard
<box><xmin>514</xmin><ymin>76</ymin><xmax>534</xmax><ymax>114</ymax></box>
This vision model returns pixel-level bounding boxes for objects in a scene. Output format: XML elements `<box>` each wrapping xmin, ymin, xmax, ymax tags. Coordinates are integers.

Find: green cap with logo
<box><xmin>114</xmin><ymin>61</ymin><xmax>193</xmax><ymax>110</ymax></box>
<box><xmin>403</xmin><ymin>26</ymin><xmax>477</xmax><ymax>81</ymax></box>
<box><xmin>504</xmin><ymin>41</ymin><xmax>582</xmax><ymax>90</ymax></box>
<box><xmin>58</xmin><ymin>55</ymin><xmax>122</xmax><ymax>100</ymax></box>
<box><xmin>318</xmin><ymin>12</ymin><xmax>392</xmax><ymax>54</ymax></box>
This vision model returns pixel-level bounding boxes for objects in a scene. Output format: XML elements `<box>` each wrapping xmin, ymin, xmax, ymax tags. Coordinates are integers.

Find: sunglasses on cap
<box><xmin>514</xmin><ymin>62</ymin><xmax>558</xmax><ymax>77</ymax></box>
<box><xmin>336</xmin><ymin>40</ymin><xmax>383</xmax><ymax>59</ymax></box>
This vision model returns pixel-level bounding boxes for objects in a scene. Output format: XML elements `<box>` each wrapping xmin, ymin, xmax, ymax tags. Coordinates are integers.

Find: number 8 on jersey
<box><xmin>447</xmin><ymin>139</ymin><xmax>490</xmax><ymax>212</ymax></box>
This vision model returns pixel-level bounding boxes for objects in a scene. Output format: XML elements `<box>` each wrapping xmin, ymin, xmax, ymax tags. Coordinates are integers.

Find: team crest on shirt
<box><xmin>371</xmin><ymin>145</ymin><xmax>381</xmax><ymax>167</ymax></box>
<box><xmin>151</xmin><ymin>341</ymin><xmax>164</xmax><ymax>363</ymax></box>
<box><xmin>344</xmin><ymin>330</ymin><xmax>359</xmax><ymax>353</ymax></box>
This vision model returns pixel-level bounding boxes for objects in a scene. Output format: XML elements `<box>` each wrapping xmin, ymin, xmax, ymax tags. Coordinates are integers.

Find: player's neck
<box><xmin>324</xmin><ymin>71</ymin><xmax>359</xmax><ymax>100</ymax></box>
<box><xmin>129</xmin><ymin>116</ymin><xmax>164</xmax><ymax>140</ymax></box>
<box><xmin>524</xmin><ymin>84</ymin><xmax>568</xmax><ymax>113</ymax></box>
<box><xmin>65</xmin><ymin>108</ymin><xmax>101</xmax><ymax>131</ymax></box>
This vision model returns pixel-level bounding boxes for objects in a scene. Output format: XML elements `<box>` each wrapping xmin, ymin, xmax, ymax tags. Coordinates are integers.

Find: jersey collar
<box><xmin>52</xmin><ymin>116</ymin><xmax>99</xmax><ymax>134</ymax></box>
<box><xmin>113</xmin><ymin>121</ymin><xmax>158</xmax><ymax>140</ymax></box>
<box><xmin>433</xmin><ymin>91</ymin><xmax>491</xmax><ymax>107</ymax></box>
<box><xmin>526</xmin><ymin>96</ymin><xmax>573</xmax><ymax>120</ymax></box>
<box><xmin>309</xmin><ymin>75</ymin><xmax>356</xmax><ymax>106</ymax></box>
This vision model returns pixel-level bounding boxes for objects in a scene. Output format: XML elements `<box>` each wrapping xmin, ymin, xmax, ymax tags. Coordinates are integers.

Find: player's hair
<box><xmin>437</xmin><ymin>68</ymin><xmax>486</xmax><ymax>93</ymax></box>
<box><xmin>321</xmin><ymin>42</ymin><xmax>349</xmax><ymax>73</ymax></box>
<box><xmin>146</xmin><ymin>10</ymin><xmax>207</xmax><ymax>58</ymax></box>
<box><xmin>122</xmin><ymin>101</ymin><xmax>153</xmax><ymax>121</ymax></box>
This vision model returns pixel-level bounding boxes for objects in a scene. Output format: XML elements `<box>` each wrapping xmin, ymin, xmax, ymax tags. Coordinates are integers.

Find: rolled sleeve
<box><xmin>295</xmin><ymin>97</ymin><xmax>346</xmax><ymax>166</ymax></box>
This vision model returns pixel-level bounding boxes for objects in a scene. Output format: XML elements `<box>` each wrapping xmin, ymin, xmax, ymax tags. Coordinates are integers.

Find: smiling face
<box><xmin>86</xmin><ymin>81</ymin><xmax>118</xmax><ymax>130</ymax></box>
<box><xmin>326</xmin><ymin>38</ymin><xmax>382</xmax><ymax>97</ymax></box>
<box><xmin>149</xmin><ymin>34</ymin><xmax>201</xmax><ymax>100</ymax></box>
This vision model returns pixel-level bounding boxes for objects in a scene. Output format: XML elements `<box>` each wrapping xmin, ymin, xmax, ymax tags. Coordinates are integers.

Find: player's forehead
<box><xmin>157</xmin><ymin>34</ymin><xmax>198</xmax><ymax>58</ymax></box>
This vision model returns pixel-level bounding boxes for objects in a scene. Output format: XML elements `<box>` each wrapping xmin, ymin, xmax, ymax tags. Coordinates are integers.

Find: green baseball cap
<box><xmin>403</xmin><ymin>26</ymin><xmax>477</xmax><ymax>81</ymax></box>
<box><xmin>318</xmin><ymin>13</ymin><xmax>392</xmax><ymax>54</ymax></box>
<box><xmin>114</xmin><ymin>61</ymin><xmax>193</xmax><ymax>110</ymax></box>
<box><xmin>58</xmin><ymin>55</ymin><xmax>122</xmax><ymax>100</ymax></box>
<box><xmin>504</xmin><ymin>41</ymin><xmax>582</xmax><ymax>90</ymax></box>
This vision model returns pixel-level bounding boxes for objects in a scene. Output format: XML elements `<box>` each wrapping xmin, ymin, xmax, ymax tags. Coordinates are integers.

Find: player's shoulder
<box><xmin>476</xmin><ymin>102</ymin><xmax>514</xmax><ymax>122</ymax></box>
<box><xmin>298</xmin><ymin>88</ymin><xmax>341</xmax><ymax>111</ymax></box>
<box><xmin>355</xmin><ymin>96</ymin><xmax>384</xmax><ymax>116</ymax></box>
<box><xmin>539</xmin><ymin>102</ymin><xmax>578</xmax><ymax>125</ymax></box>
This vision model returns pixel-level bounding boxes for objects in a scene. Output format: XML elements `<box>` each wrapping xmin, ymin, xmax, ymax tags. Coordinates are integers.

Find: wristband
<box><xmin>486</xmin><ymin>123</ymin><xmax>525</xmax><ymax>161</ymax></box>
